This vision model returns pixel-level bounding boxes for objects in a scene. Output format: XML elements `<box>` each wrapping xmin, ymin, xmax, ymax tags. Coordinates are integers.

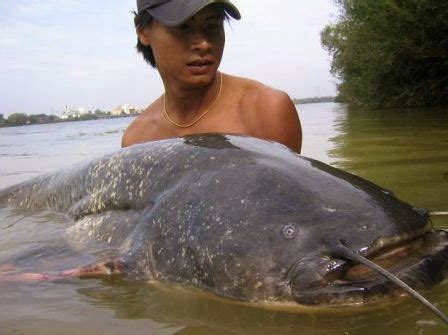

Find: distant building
<box><xmin>60</xmin><ymin>106</ymin><xmax>88</xmax><ymax>119</ymax></box>
<box><xmin>111</xmin><ymin>105</ymin><xmax>144</xmax><ymax>116</ymax></box>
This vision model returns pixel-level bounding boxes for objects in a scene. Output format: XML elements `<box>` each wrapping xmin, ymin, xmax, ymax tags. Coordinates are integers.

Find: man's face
<box><xmin>138</xmin><ymin>6</ymin><xmax>226</xmax><ymax>88</ymax></box>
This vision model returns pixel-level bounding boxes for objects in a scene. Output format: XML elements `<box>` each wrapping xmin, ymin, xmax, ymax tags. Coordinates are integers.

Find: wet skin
<box><xmin>1</xmin><ymin>134</ymin><xmax>448</xmax><ymax>306</ymax></box>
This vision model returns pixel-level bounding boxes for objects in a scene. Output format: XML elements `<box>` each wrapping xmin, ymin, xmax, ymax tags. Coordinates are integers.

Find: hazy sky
<box><xmin>0</xmin><ymin>0</ymin><xmax>339</xmax><ymax>116</ymax></box>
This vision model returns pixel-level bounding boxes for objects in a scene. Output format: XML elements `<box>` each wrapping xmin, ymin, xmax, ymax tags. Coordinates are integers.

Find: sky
<box><xmin>0</xmin><ymin>0</ymin><xmax>339</xmax><ymax>116</ymax></box>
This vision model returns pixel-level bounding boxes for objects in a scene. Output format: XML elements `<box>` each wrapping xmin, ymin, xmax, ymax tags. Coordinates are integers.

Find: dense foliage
<box><xmin>7</xmin><ymin>113</ymin><xmax>29</xmax><ymax>126</ymax></box>
<box><xmin>321</xmin><ymin>0</ymin><xmax>448</xmax><ymax>108</ymax></box>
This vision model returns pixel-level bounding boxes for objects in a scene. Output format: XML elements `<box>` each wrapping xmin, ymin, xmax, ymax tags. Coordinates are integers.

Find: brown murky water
<box><xmin>0</xmin><ymin>104</ymin><xmax>447</xmax><ymax>334</ymax></box>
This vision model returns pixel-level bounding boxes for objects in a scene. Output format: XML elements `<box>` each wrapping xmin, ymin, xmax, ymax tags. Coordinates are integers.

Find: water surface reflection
<box><xmin>327</xmin><ymin>106</ymin><xmax>448</xmax><ymax>227</ymax></box>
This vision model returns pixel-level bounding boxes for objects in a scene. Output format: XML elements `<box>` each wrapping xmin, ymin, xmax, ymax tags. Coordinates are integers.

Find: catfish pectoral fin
<box><xmin>59</xmin><ymin>258</ymin><xmax>127</xmax><ymax>279</ymax></box>
<box><xmin>0</xmin><ymin>258</ymin><xmax>128</xmax><ymax>283</ymax></box>
<box><xmin>0</xmin><ymin>263</ymin><xmax>52</xmax><ymax>282</ymax></box>
<box><xmin>0</xmin><ymin>272</ymin><xmax>52</xmax><ymax>282</ymax></box>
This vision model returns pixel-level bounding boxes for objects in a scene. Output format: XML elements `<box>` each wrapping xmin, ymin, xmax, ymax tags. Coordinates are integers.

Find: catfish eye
<box><xmin>282</xmin><ymin>224</ymin><xmax>298</xmax><ymax>239</ymax></box>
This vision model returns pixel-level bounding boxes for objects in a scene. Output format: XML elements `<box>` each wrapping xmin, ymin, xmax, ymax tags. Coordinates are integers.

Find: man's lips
<box><xmin>186</xmin><ymin>58</ymin><xmax>215</xmax><ymax>67</ymax></box>
<box><xmin>186</xmin><ymin>59</ymin><xmax>215</xmax><ymax>75</ymax></box>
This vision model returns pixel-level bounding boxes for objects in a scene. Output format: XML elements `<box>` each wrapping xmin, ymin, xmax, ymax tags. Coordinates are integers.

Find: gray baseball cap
<box><xmin>137</xmin><ymin>0</ymin><xmax>241</xmax><ymax>27</ymax></box>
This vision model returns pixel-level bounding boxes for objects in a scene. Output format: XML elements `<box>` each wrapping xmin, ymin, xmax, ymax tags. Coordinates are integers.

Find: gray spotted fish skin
<box><xmin>0</xmin><ymin>134</ymin><xmax>434</xmax><ymax>303</ymax></box>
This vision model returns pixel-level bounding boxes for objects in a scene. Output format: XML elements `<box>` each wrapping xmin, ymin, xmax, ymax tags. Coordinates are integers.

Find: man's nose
<box><xmin>190</xmin><ymin>29</ymin><xmax>212</xmax><ymax>53</ymax></box>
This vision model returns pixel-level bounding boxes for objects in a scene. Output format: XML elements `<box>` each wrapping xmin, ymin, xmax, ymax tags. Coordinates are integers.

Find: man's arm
<box><xmin>121</xmin><ymin>124</ymin><xmax>135</xmax><ymax>148</ymax></box>
<box><xmin>255</xmin><ymin>89</ymin><xmax>302</xmax><ymax>153</ymax></box>
<box><xmin>121</xmin><ymin>116</ymin><xmax>147</xmax><ymax>148</ymax></box>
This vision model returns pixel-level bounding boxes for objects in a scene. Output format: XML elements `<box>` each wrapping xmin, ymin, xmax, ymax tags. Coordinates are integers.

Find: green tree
<box><xmin>48</xmin><ymin>114</ymin><xmax>59</xmax><ymax>122</ymax></box>
<box><xmin>28</xmin><ymin>114</ymin><xmax>47</xmax><ymax>124</ymax></box>
<box><xmin>7</xmin><ymin>113</ymin><xmax>28</xmax><ymax>126</ymax></box>
<box><xmin>321</xmin><ymin>0</ymin><xmax>448</xmax><ymax>108</ymax></box>
<box><xmin>0</xmin><ymin>114</ymin><xmax>5</xmax><ymax>126</ymax></box>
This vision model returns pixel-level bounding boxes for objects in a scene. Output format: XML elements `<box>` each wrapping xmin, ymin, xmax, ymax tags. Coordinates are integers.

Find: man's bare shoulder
<box><xmin>227</xmin><ymin>75</ymin><xmax>298</xmax><ymax>123</ymax></box>
<box><xmin>224</xmin><ymin>74</ymin><xmax>269</xmax><ymax>98</ymax></box>
<box><xmin>121</xmin><ymin>97</ymin><xmax>163</xmax><ymax>147</ymax></box>
<box><xmin>225</xmin><ymin>74</ymin><xmax>286</xmax><ymax>104</ymax></box>
<box><xmin>226</xmin><ymin>74</ymin><xmax>302</xmax><ymax>152</ymax></box>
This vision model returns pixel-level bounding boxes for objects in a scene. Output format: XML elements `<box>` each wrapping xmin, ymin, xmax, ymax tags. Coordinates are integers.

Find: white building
<box><xmin>60</xmin><ymin>106</ymin><xmax>89</xmax><ymax>119</ymax></box>
<box><xmin>111</xmin><ymin>105</ymin><xmax>143</xmax><ymax>116</ymax></box>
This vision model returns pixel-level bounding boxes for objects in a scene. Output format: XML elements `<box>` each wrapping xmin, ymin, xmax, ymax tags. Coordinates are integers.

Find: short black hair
<box><xmin>134</xmin><ymin>10</ymin><xmax>157</xmax><ymax>68</ymax></box>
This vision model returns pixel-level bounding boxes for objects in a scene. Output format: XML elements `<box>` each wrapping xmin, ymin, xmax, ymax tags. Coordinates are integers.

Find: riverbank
<box><xmin>1</xmin><ymin>98</ymin><xmax>341</xmax><ymax>128</ymax></box>
<box><xmin>0</xmin><ymin>113</ymin><xmax>137</xmax><ymax>128</ymax></box>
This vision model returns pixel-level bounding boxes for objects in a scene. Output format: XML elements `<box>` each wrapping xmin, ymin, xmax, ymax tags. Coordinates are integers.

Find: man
<box><xmin>122</xmin><ymin>0</ymin><xmax>302</xmax><ymax>153</ymax></box>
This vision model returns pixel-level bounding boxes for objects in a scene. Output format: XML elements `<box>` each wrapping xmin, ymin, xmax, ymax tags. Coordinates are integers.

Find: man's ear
<box><xmin>137</xmin><ymin>27</ymin><xmax>151</xmax><ymax>46</ymax></box>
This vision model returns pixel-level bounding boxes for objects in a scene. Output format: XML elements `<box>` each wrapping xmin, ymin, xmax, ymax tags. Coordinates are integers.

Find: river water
<box><xmin>0</xmin><ymin>103</ymin><xmax>447</xmax><ymax>334</ymax></box>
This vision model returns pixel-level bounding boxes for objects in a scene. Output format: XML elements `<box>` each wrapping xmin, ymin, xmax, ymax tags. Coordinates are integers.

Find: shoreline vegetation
<box><xmin>0</xmin><ymin>97</ymin><xmax>337</xmax><ymax>128</ymax></box>
<box><xmin>293</xmin><ymin>96</ymin><xmax>338</xmax><ymax>104</ymax></box>
<box><xmin>0</xmin><ymin>110</ymin><xmax>134</xmax><ymax>128</ymax></box>
<box><xmin>321</xmin><ymin>0</ymin><xmax>448</xmax><ymax>109</ymax></box>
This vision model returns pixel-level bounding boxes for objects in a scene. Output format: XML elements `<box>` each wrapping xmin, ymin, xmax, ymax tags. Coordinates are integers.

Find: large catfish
<box><xmin>1</xmin><ymin>134</ymin><xmax>447</xmax><ymax>321</ymax></box>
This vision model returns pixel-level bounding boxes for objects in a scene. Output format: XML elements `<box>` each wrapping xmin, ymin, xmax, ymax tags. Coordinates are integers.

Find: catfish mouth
<box><xmin>289</xmin><ymin>228</ymin><xmax>448</xmax><ymax>306</ymax></box>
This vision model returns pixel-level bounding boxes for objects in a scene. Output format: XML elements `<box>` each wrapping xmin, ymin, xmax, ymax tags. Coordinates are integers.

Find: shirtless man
<box><xmin>122</xmin><ymin>0</ymin><xmax>302</xmax><ymax>153</ymax></box>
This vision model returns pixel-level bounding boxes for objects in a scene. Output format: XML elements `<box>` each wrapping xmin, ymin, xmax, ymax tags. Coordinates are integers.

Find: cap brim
<box><xmin>146</xmin><ymin>0</ymin><xmax>241</xmax><ymax>27</ymax></box>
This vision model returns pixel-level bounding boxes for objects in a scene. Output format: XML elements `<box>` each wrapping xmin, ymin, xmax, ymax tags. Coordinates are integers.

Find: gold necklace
<box><xmin>163</xmin><ymin>72</ymin><xmax>223</xmax><ymax>128</ymax></box>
